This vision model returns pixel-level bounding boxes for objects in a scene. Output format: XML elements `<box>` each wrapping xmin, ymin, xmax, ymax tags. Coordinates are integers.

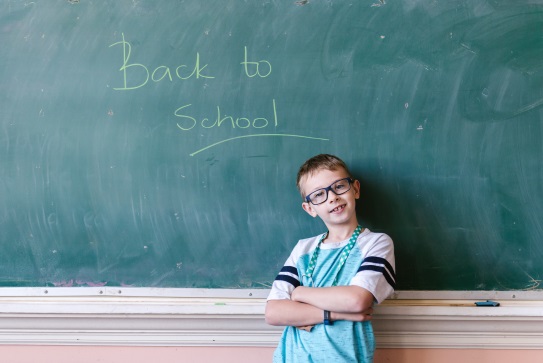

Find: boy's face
<box><xmin>300</xmin><ymin>167</ymin><xmax>360</xmax><ymax>229</ymax></box>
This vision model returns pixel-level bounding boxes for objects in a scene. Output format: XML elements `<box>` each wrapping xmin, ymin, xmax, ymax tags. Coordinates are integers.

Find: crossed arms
<box><xmin>265</xmin><ymin>285</ymin><xmax>374</xmax><ymax>328</ymax></box>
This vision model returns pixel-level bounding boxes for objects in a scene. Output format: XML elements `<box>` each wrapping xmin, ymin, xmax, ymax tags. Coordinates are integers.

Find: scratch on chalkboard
<box><xmin>460</xmin><ymin>43</ymin><xmax>476</xmax><ymax>54</ymax></box>
<box><xmin>524</xmin><ymin>272</ymin><xmax>542</xmax><ymax>290</ymax></box>
<box><xmin>371</xmin><ymin>0</ymin><xmax>386</xmax><ymax>7</ymax></box>
<box><xmin>255</xmin><ymin>281</ymin><xmax>273</xmax><ymax>288</ymax></box>
<box><xmin>495</xmin><ymin>271</ymin><xmax>543</xmax><ymax>291</ymax></box>
<box><xmin>67</xmin><ymin>0</ymin><xmax>80</xmax><ymax>4</ymax></box>
<box><xmin>295</xmin><ymin>0</ymin><xmax>309</xmax><ymax>5</ymax></box>
<box><xmin>151</xmin><ymin>270</ymin><xmax>176</xmax><ymax>286</ymax></box>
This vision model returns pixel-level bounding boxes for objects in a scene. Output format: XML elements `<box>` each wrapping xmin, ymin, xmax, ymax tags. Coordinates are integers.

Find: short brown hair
<box><xmin>296</xmin><ymin>154</ymin><xmax>352</xmax><ymax>198</ymax></box>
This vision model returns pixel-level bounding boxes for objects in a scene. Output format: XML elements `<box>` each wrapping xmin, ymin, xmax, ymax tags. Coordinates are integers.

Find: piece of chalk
<box><xmin>474</xmin><ymin>300</ymin><xmax>500</xmax><ymax>307</ymax></box>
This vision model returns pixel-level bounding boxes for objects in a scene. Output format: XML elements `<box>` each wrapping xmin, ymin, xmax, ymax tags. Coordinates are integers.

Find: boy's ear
<box><xmin>353</xmin><ymin>179</ymin><xmax>361</xmax><ymax>199</ymax></box>
<box><xmin>302</xmin><ymin>201</ymin><xmax>318</xmax><ymax>218</ymax></box>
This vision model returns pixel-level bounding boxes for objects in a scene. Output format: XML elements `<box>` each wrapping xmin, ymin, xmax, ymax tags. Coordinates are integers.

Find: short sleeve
<box><xmin>350</xmin><ymin>233</ymin><xmax>396</xmax><ymax>304</ymax></box>
<box><xmin>267</xmin><ymin>252</ymin><xmax>301</xmax><ymax>301</ymax></box>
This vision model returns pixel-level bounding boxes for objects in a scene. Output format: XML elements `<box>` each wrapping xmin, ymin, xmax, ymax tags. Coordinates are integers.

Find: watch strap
<box><xmin>324</xmin><ymin>310</ymin><xmax>332</xmax><ymax>325</ymax></box>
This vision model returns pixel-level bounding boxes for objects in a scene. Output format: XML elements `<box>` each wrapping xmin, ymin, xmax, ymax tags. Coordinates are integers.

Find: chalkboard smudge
<box><xmin>53</xmin><ymin>280</ymin><xmax>107</xmax><ymax>287</ymax></box>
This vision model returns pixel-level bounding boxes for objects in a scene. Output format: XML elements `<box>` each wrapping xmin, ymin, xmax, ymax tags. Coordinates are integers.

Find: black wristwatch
<box><xmin>324</xmin><ymin>310</ymin><xmax>333</xmax><ymax>325</ymax></box>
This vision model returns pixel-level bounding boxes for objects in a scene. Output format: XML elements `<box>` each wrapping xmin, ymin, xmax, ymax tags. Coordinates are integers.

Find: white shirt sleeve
<box><xmin>350</xmin><ymin>233</ymin><xmax>396</xmax><ymax>304</ymax></box>
<box><xmin>267</xmin><ymin>250</ymin><xmax>301</xmax><ymax>301</ymax></box>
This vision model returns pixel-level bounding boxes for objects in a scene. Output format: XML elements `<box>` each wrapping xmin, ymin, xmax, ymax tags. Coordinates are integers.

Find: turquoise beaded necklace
<box><xmin>303</xmin><ymin>225</ymin><xmax>362</xmax><ymax>287</ymax></box>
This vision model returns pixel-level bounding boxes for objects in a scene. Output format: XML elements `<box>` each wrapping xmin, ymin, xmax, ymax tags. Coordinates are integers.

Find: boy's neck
<box><xmin>324</xmin><ymin>222</ymin><xmax>361</xmax><ymax>243</ymax></box>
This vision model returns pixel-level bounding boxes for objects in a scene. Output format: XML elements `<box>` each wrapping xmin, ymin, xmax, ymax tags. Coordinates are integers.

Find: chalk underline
<box><xmin>189</xmin><ymin>133</ymin><xmax>329</xmax><ymax>156</ymax></box>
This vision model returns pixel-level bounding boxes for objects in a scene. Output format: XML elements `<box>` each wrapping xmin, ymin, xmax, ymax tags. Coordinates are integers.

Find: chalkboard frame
<box><xmin>1</xmin><ymin>288</ymin><xmax>542</xmax><ymax>301</ymax></box>
<box><xmin>2</xmin><ymin>0</ymin><xmax>543</xmax><ymax>292</ymax></box>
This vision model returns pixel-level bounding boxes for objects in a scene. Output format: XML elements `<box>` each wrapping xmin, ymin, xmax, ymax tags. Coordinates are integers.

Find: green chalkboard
<box><xmin>1</xmin><ymin>0</ymin><xmax>542</xmax><ymax>290</ymax></box>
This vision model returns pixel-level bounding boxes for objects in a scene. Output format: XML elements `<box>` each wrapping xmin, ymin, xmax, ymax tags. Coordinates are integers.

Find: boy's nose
<box><xmin>328</xmin><ymin>192</ymin><xmax>340</xmax><ymax>203</ymax></box>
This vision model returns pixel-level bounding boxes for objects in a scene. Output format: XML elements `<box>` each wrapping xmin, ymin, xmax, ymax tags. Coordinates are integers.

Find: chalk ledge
<box><xmin>0</xmin><ymin>291</ymin><xmax>542</xmax><ymax>349</ymax></box>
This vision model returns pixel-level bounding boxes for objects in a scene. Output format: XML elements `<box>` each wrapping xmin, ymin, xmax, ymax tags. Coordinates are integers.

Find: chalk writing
<box><xmin>189</xmin><ymin>134</ymin><xmax>330</xmax><ymax>157</ymax></box>
<box><xmin>109</xmin><ymin>33</ymin><xmax>214</xmax><ymax>91</ymax></box>
<box><xmin>241</xmin><ymin>46</ymin><xmax>272</xmax><ymax>78</ymax></box>
<box><xmin>175</xmin><ymin>99</ymin><xmax>278</xmax><ymax>131</ymax></box>
<box><xmin>109</xmin><ymin>34</ymin><xmax>329</xmax><ymax>155</ymax></box>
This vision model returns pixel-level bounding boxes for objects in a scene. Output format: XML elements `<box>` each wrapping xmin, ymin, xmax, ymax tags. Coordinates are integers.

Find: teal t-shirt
<box><xmin>268</xmin><ymin>229</ymin><xmax>396</xmax><ymax>363</ymax></box>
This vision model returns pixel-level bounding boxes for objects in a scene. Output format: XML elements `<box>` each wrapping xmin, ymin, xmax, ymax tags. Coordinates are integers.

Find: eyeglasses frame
<box><xmin>304</xmin><ymin>177</ymin><xmax>354</xmax><ymax>205</ymax></box>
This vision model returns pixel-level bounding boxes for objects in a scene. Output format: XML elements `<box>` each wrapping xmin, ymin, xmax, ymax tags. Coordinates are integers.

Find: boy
<box><xmin>265</xmin><ymin>154</ymin><xmax>396</xmax><ymax>362</ymax></box>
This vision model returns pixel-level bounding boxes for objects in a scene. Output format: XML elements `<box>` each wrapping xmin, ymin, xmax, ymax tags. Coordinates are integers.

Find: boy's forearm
<box><xmin>265</xmin><ymin>299</ymin><xmax>325</xmax><ymax>327</ymax></box>
<box><xmin>291</xmin><ymin>285</ymin><xmax>374</xmax><ymax>313</ymax></box>
<box><xmin>265</xmin><ymin>297</ymin><xmax>374</xmax><ymax>327</ymax></box>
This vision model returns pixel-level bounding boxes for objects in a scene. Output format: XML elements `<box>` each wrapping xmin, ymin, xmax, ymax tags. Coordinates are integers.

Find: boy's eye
<box><xmin>334</xmin><ymin>182</ymin><xmax>346</xmax><ymax>190</ymax></box>
<box><xmin>313</xmin><ymin>190</ymin><xmax>326</xmax><ymax>199</ymax></box>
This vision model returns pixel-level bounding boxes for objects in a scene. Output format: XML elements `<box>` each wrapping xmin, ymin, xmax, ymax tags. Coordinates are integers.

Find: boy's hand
<box><xmin>333</xmin><ymin>307</ymin><xmax>374</xmax><ymax>322</ymax></box>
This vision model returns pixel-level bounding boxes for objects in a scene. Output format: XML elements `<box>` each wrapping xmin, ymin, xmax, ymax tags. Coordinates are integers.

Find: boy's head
<box><xmin>296</xmin><ymin>154</ymin><xmax>353</xmax><ymax>198</ymax></box>
<box><xmin>297</xmin><ymin>154</ymin><xmax>360</xmax><ymax>229</ymax></box>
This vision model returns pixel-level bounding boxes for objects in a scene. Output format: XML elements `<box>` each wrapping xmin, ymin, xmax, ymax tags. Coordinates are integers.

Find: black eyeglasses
<box><xmin>304</xmin><ymin>178</ymin><xmax>354</xmax><ymax>205</ymax></box>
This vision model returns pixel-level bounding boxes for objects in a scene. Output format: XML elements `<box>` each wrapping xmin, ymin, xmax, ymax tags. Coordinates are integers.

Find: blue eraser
<box><xmin>474</xmin><ymin>300</ymin><xmax>500</xmax><ymax>307</ymax></box>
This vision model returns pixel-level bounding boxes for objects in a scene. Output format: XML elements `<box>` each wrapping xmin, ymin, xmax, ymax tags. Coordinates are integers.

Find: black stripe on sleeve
<box><xmin>275</xmin><ymin>274</ymin><xmax>300</xmax><ymax>288</ymax></box>
<box><xmin>362</xmin><ymin>256</ymin><xmax>396</xmax><ymax>281</ymax></box>
<box><xmin>358</xmin><ymin>265</ymin><xmax>396</xmax><ymax>289</ymax></box>
<box><xmin>280</xmin><ymin>266</ymin><xmax>299</xmax><ymax>275</ymax></box>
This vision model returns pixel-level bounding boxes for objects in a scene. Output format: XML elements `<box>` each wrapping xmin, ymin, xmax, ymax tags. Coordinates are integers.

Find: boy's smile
<box><xmin>300</xmin><ymin>168</ymin><xmax>360</xmax><ymax>240</ymax></box>
<box><xmin>330</xmin><ymin>204</ymin><xmax>346</xmax><ymax>214</ymax></box>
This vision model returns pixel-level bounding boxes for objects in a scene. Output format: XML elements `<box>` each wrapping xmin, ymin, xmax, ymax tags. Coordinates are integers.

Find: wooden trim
<box><xmin>374</xmin><ymin>299</ymin><xmax>543</xmax><ymax>349</ymax></box>
<box><xmin>0</xmin><ymin>293</ymin><xmax>542</xmax><ymax>348</ymax></box>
